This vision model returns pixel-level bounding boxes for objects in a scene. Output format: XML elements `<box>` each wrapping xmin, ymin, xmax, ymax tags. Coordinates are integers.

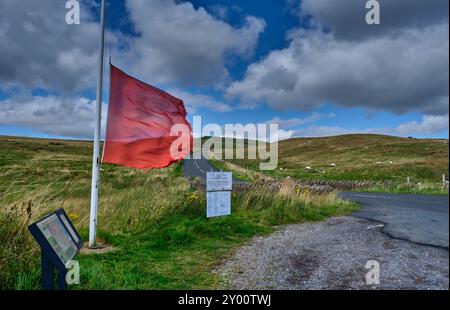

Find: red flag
<box><xmin>102</xmin><ymin>64</ymin><xmax>192</xmax><ymax>169</ymax></box>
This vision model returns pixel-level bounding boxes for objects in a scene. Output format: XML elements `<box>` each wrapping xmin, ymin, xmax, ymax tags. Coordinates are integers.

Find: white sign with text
<box><xmin>206</xmin><ymin>171</ymin><xmax>232</xmax><ymax>191</ymax></box>
<box><xmin>206</xmin><ymin>191</ymin><xmax>231</xmax><ymax>218</ymax></box>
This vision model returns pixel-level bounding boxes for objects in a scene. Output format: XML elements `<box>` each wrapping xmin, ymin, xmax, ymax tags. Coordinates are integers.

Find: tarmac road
<box><xmin>183</xmin><ymin>156</ymin><xmax>217</xmax><ymax>181</ymax></box>
<box><xmin>340</xmin><ymin>192</ymin><xmax>449</xmax><ymax>248</ymax></box>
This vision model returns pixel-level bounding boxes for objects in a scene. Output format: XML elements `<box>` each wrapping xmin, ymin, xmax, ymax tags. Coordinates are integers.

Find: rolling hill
<box><xmin>211</xmin><ymin>134</ymin><xmax>449</xmax><ymax>183</ymax></box>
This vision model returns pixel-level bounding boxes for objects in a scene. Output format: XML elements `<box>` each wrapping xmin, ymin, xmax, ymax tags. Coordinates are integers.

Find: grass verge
<box><xmin>357</xmin><ymin>183</ymin><xmax>449</xmax><ymax>195</ymax></box>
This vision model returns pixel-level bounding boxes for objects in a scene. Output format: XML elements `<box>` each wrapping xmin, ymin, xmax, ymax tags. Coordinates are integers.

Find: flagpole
<box><xmin>89</xmin><ymin>0</ymin><xmax>107</xmax><ymax>247</ymax></box>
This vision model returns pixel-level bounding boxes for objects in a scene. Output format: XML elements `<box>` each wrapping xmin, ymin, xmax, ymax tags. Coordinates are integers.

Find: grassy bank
<box><xmin>0</xmin><ymin>136</ymin><xmax>356</xmax><ymax>290</ymax></box>
<box><xmin>355</xmin><ymin>183</ymin><xmax>449</xmax><ymax>195</ymax></box>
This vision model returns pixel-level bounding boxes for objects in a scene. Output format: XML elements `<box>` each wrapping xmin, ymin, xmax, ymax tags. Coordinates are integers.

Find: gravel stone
<box><xmin>215</xmin><ymin>217</ymin><xmax>449</xmax><ymax>290</ymax></box>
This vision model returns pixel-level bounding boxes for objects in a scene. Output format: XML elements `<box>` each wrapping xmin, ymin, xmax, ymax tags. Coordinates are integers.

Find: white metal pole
<box><xmin>89</xmin><ymin>0</ymin><xmax>107</xmax><ymax>247</ymax></box>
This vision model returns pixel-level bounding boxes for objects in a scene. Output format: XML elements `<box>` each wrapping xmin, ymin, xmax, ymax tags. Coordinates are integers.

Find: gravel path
<box><xmin>215</xmin><ymin>217</ymin><xmax>449</xmax><ymax>290</ymax></box>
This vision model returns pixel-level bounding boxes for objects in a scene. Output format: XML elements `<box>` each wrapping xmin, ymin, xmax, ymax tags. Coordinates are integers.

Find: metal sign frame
<box><xmin>28</xmin><ymin>208</ymin><xmax>83</xmax><ymax>290</ymax></box>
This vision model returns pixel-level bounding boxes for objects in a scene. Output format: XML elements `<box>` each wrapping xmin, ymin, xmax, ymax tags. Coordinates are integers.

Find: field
<box><xmin>0</xmin><ymin>136</ymin><xmax>356</xmax><ymax>290</ymax></box>
<box><xmin>210</xmin><ymin>134</ymin><xmax>449</xmax><ymax>194</ymax></box>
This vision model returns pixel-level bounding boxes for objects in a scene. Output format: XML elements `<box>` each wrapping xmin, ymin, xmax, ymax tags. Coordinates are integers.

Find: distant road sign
<box><xmin>206</xmin><ymin>171</ymin><xmax>232</xmax><ymax>191</ymax></box>
<box><xmin>207</xmin><ymin>191</ymin><xmax>231</xmax><ymax>218</ymax></box>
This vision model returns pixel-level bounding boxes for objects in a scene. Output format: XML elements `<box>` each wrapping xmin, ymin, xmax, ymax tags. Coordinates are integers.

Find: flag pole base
<box><xmin>82</xmin><ymin>242</ymin><xmax>115</xmax><ymax>254</ymax></box>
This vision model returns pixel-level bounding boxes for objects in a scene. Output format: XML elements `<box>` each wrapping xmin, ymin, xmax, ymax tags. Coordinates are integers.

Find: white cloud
<box><xmin>0</xmin><ymin>0</ymin><xmax>265</xmax><ymax>92</ymax></box>
<box><xmin>395</xmin><ymin>115</ymin><xmax>449</xmax><ymax>136</ymax></box>
<box><xmin>0</xmin><ymin>89</ymin><xmax>232</xmax><ymax>139</ymax></box>
<box><xmin>227</xmin><ymin>24</ymin><xmax>449</xmax><ymax>115</ymax></box>
<box><xmin>228</xmin><ymin>0</ymin><xmax>449</xmax><ymax>116</ymax></box>
<box><xmin>207</xmin><ymin>4</ymin><xmax>230</xmax><ymax>21</ymax></box>
<box><xmin>270</xmin><ymin>129</ymin><xmax>295</xmax><ymax>142</ymax></box>
<box><xmin>292</xmin><ymin>114</ymin><xmax>449</xmax><ymax>138</ymax></box>
<box><xmin>0</xmin><ymin>0</ymin><xmax>265</xmax><ymax>139</ymax></box>
<box><xmin>168</xmin><ymin>89</ymin><xmax>232</xmax><ymax>114</ymax></box>
<box><xmin>0</xmin><ymin>0</ymin><xmax>448</xmax><ymax>140</ymax></box>
<box><xmin>220</xmin><ymin>126</ymin><xmax>294</xmax><ymax>142</ymax></box>
<box><xmin>0</xmin><ymin>95</ymin><xmax>107</xmax><ymax>138</ymax></box>
<box><xmin>264</xmin><ymin>112</ymin><xmax>334</xmax><ymax>129</ymax></box>
<box><xmin>300</xmin><ymin>0</ymin><xmax>449</xmax><ymax>40</ymax></box>
<box><xmin>115</xmin><ymin>0</ymin><xmax>265</xmax><ymax>87</ymax></box>
<box><xmin>0</xmin><ymin>0</ymin><xmax>119</xmax><ymax>92</ymax></box>
<box><xmin>294</xmin><ymin>125</ymin><xmax>365</xmax><ymax>138</ymax></box>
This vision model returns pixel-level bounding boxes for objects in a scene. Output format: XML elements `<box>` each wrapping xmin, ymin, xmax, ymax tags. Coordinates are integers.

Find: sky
<box><xmin>0</xmin><ymin>0</ymin><xmax>448</xmax><ymax>140</ymax></box>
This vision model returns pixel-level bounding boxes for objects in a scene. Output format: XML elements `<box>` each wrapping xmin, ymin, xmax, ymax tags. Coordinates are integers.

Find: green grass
<box><xmin>209</xmin><ymin>159</ymin><xmax>254</xmax><ymax>182</ymax></box>
<box><xmin>76</xmin><ymin>216</ymin><xmax>269</xmax><ymax>289</ymax></box>
<box><xmin>355</xmin><ymin>183</ymin><xmax>449</xmax><ymax>195</ymax></box>
<box><xmin>75</xmin><ymin>186</ymin><xmax>356</xmax><ymax>290</ymax></box>
<box><xmin>0</xmin><ymin>136</ymin><xmax>356</xmax><ymax>290</ymax></box>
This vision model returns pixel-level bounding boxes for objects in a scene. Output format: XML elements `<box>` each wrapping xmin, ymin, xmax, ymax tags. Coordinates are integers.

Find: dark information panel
<box><xmin>29</xmin><ymin>209</ymin><xmax>83</xmax><ymax>290</ymax></box>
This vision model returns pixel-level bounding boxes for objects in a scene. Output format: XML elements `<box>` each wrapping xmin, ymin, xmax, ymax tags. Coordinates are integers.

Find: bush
<box><xmin>0</xmin><ymin>211</ymin><xmax>39</xmax><ymax>289</ymax></box>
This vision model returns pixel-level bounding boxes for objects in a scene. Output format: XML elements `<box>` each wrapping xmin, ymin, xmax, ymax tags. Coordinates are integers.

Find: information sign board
<box><xmin>28</xmin><ymin>208</ymin><xmax>83</xmax><ymax>290</ymax></box>
<box><xmin>206</xmin><ymin>191</ymin><xmax>231</xmax><ymax>218</ymax></box>
<box><xmin>36</xmin><ymin>214</ymin><xmax>78</xmax><ymax>267</ymax></box>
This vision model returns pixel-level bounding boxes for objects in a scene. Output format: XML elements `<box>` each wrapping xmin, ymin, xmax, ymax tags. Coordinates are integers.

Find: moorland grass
<box><xmin>0</xmin><ymin>136</ymin><xmax>356</xmax><ymax>289</ymax></box>
<box><xmin>210</xmin><ymin>134</ymin><xmax>449</xmax><ymax>194</ymax></box>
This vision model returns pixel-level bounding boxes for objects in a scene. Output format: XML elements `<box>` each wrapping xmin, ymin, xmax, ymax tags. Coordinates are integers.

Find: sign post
<box><xmin>206</xmin><ymin>171</ymin><xmax>232</xmax><ymax>218</ymax></box>
<box><xmin>28</xmin><ymin>209</ymin><xmax>83</xmax><ymax>290</ymax></box>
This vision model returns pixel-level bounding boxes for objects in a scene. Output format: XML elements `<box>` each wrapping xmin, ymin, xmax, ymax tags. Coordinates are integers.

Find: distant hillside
<box><xmin>213</xmin><ymin>134</ymin><xmax>449</xmax><ymax>182</ymax></box>
<box><xmin>2</xmin><ymin>134</ymin><xmax>448</xmax><ymax>183</ymax></box>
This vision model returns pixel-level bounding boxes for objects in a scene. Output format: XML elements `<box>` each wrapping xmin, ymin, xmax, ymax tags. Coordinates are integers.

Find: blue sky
<box><xmin>0</xmin><ymin>0</ymin><xmax>448</xmax><ymax>140</ymax></box>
